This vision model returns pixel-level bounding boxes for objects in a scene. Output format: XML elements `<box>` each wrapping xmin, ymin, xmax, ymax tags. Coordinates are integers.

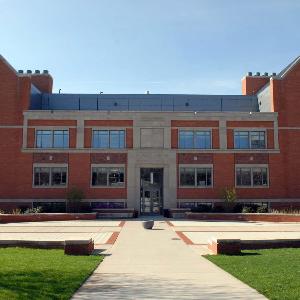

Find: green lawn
<box><xmin>0</xmin><ymin>247</ymin><xmax>103</xmax><ymax>300</ymax></box>
<box><xmin>205</xmin><ymin>248</ymin><xmax>300</xmax><ymax>300</ymax></box>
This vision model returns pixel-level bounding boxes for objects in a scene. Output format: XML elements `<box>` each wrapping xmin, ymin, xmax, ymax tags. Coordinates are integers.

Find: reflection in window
<box><xmin>92</xmin><ymin>130</ymin><xmax>125</xmax><ymax>148</ymax></box>
<box><xmin>92</xmin><ymin>167</ymin><xmax>125</xmax><ymax>187</ymax></box>
<box><xmin>34</xmin><ymin>166</ymin><xmax>67</xmax><ymax>187</ymax></box>
<box><xmin>234</xmin><ymin>131</ymin><xmax>266</xmax><ymax>149</ymax></box>
<box><xmin>236</xmin><ymin>166</ymin><xmax>268</xmax><ymax>187</ymax></box>
<box><xmin>36</xmin><ymin>130</ymin><xmax>69</xmax><ymax>148</ymax></box>
<box><xmin>180</xmin><ymin>167</ymin><xmax>212</xmax><ymax>187</ymax></box>
<box><xmin>179</xmin><ymin>130</ymin><xmax>211</xmax><ymax>149</ymax></box>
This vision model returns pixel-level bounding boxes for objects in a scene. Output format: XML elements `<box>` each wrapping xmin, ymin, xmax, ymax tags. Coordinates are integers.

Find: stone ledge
<box><xmin>0</xmin><ymin>239</ymin><xmax>95</xmax><ymax>255</ymax></box>
<box><xmin>187</xmin><ymin>212</ymin><xmax>300</xmax><ymax>222</ymax></box>
<box><xmin>0</xmin><ymin>213</ymin><xmax>97</xmax><ymax>224</ymax></box>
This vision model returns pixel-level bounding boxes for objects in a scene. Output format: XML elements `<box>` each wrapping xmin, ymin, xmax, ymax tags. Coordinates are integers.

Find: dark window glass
<box><xmin>108</xmin><ymin>168</ymin><xmax>125</xmax><ymax>186</ymax></box>
<box><xmin>180</xmin><ymin>167</ymin><xmax>195</xmax><ymax>186</ymax></box>
<box><xmin>234</xmin><ymin>131</ymin><xmax>249</xmax><ymax>149</ymax></box>
<box><xmin>253</xmin><ymin>167</ymin><xmax>268</xmax><ymax>186</ymax></box>
<box><xmin>51</xmin><ymin>167</ymin><xmax>67</xmax><ymax>186</ymax></box>
<box><xmin>196</xmin><ymin>168</ymin><xmax>212</xmax><ymax>187</ymax></box>
<box><xmin>92</xmin><ymin>167</ymin><xmax>108</xmax><ymax>186</ymax></box>
<box><xmin>36</xmin><ymin>130</ymin><xmax>52</xmax><ymax>148</ymax></box>
<box><xmin>53</xmin><ymin>130</ymin><xmax>69</xmax><ymax>148</ymax></box>
<box><xmin>236</xmin><ymin>168</ymin><xmax>251</xmax><ymax>186</ymax></box>
<box><xmin>34</xmin><ymin>167</ymin><xmax>50</xmax><ymax>186</ymax></box>
<box><xmin>251</xmin><ymin>131</ymin><xmax>266</xmax><ymax>149</ymax></box>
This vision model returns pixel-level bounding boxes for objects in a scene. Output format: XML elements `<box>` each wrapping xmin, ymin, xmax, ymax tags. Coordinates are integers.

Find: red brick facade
<box><xmin>1</xmin><ymin>55</ymin><xmax>300</xmax><ymax>212</ymax></box>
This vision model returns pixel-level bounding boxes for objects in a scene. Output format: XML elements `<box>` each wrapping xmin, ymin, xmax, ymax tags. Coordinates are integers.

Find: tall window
<box><xmin>92</xmin><ymin>130</ymin><xmax>125</xmax><ymax>149</ymax></box>
<box><xmin>179</xmin><ymin>130</ymin><xmax>211</xmax><ymax>149</ymax></box>
<box><xmin>234</xmin><ymin>131</ymin><xmax>266</xmax><ymax>149</ymax></box>
<box><xmin>34</xmin><ymin>166</ymin><xmax>67</xmax><ymax>187</ymax></box>
<box><xmin>179</xmin><ymin>166</ymin><xmax>212</xmax><ymax>187</ymax></box>
<box><xmin>91</xmin><ymin>166</ymin><xmax>125</xmax><ymax>187</ymax></box>
<box><xmin>36</xmin><ymin>130</ymin><xmax>69</xmax><ymax>148</ymax></box>
<box><xmin>236</xmin><ymin>166</ymin><xmax>268</xmax><ymax>187</ymax></box>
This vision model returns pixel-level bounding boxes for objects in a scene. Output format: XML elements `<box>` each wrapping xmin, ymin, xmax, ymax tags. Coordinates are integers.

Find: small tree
<box><xmin>66</xmin><ymin>187</ymin><xmax>84</xmax><ymax>213</ymax></box>
<box><xmin>221</xmin><ymin>187</ymin><xmax>237</xmax><ymax>212</ymax></box>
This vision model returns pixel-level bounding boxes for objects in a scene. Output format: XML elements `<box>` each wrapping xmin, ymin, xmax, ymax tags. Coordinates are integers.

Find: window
<box><xmin>33</xmin><ymin>166</ymin><xmax>67</xmax><ymax>187</ymax></box>
<box><xmin>234</xmin><ymin>131</ymin><xmax>266</xmax><ymax>149</ymax></box>
<box><xmin>92</xmin><ymin>130</ymin><xmax>125</xmax><ymax>148</ymax></box>
<box><xmin>179</xmin><ymin>130</ymin><xmax>211</xmax><ymax>149</ymax></box>
<box><xmin>179</xmin><ymin>166</ymin><xmax>212</xmax><ymax>187</ymax></box>
<box><xmin>91</xmin><ymin>166</ymin><xmax>125</xmax><ymax>187</ymax></box>
<box><xmin>36</xmin><ymin>130</ymin><xmax>69</xmax><ymax>148</ymax></box>
<box><xmin>236</xmin><ymin>166</ymin><xmax>268</xmax><ymax>187</ymax></box>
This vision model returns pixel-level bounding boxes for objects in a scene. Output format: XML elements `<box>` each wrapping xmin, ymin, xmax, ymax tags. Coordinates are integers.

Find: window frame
<box><xmin>35</xmin><ymin>129</ymin><xmax>69</xmax><ymax>149</ymax></box>
<box><xmin>90</xmin><ymin>164</ymin><xmax>126</xmax><ymax>188</ymax></box>
<box><xmin>234</xmin><ymin>129</ymin><xmax>267</xmax><ymax>149</ymax></box>
<box><xmin>92</xmin><ymin>129</ymin><xmax>126</xmax><ymax>149</ymax></box>
<box><xmin>235</xmin><ymin>164</ymin><xmax>269</xmax><ymax>188</ymax></box>
<box><xmin>32</xmin><ymin>164</ymin><xmax>68</xmax><ymax>188</ymax></box>
<box><xmin>178</xmin><ymin>129</ymin><xmax>212</xmax><ymax>149</ymax></box>
<box><xmin>179</xmin><ymin>164</ymin><xmax>213</xmax><ymax>188</ymax></box>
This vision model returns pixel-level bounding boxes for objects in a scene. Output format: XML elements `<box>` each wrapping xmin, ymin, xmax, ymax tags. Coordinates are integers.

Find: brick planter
<box><xmin>0</xmin><ymin>213</ymin><xmax>97</xmax><ymax>224</ymax></box>
<box><xmin>186</xmin><ymin>212</ymin><xmax>300</xmax><ymax>222</ymax></box>
<box><xmin>64</xmin><ymin>239</ymin><xmax>94</xmax><ymax>255</ymax></box>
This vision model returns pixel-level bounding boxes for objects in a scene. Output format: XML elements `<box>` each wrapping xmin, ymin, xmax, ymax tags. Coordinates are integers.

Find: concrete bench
<box><xmin>208</xmin><ymin>238</ymin><xmax>241</xmax><ymax>255</ymax></box>
<box><xmin>64</xmin><ymin>239</ymin><xmax>94</xmax><ymax>255</ymax></box>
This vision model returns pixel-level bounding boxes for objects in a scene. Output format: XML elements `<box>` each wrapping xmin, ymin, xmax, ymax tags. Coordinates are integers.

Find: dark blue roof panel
<box><xmin>30</xmin><ymin>93</ymin><xmax>259</xmax><ymax>112</ymax></box>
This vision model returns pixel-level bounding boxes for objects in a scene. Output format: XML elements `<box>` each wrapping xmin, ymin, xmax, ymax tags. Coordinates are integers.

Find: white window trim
<box><xmin>35</xmin><ymin>129</ymin><xmax>70</xmax><ymax>149</ymax></box>
<box><xmin>235</xmin><ymin>164</ymin><xmax>269</xmax><ymax>188</ymax></box>
<box><xmin>32</xmin><ymin>163</ymin><xmax>68</xmax><ymax>188</ymax></box>
<box><xmin>179</xmin><ymin>164</ymin><xmax>213</xmax><ymax>188</ymax></box>
<box><xmin>91</xmin><ymin>129</ymin><xmax>126</xmax><ymax>149</ymax></box>
<box><xmin>90</xmin><ymin>164</ymin><xmax>126</xmax><ymax>188</ymax></box>
<box><xmin>178</xmin><ymin>128</ymin><xmax>212</xmax><ymax>149</ymax></box>
<box><xmin>233</xmin><ymin>129</ymin><xmax>267</xmax><ymax>149</ymax></box>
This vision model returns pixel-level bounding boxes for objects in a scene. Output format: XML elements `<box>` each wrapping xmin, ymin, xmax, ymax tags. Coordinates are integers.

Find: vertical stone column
<box><xmin>219</xmin><ymin>119</ymin><xmax>227</xmax><ymax>150</ymax></box>
<box><xmin>76</xmin><ymin>119</ymin><xmax>84</xmax><ymax>148</ymax></box>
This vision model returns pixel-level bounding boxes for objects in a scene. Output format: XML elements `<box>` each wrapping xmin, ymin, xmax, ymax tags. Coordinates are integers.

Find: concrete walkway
<box><xmin>72</xmin><ymin>219</ymin><xmax>266</xmax><ymax>299</ymax></box>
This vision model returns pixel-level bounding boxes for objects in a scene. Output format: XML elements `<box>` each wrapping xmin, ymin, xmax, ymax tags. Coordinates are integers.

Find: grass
<box><xmin>0</xmin><ymin>247</ymin><xmax>103</xmax><ymax>300</ymax></box>
<box><xmin>205</xmin><ymin>248</ymin><xmax>300</xmax><ymax>300</ymax></box>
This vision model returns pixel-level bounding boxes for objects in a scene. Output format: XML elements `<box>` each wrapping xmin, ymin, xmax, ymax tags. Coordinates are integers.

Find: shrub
<box><xmin>24</xmin><ymin>207</ymin><xmax>43</xmax><ymax>214</ymax></box>
<box><xmin>221</xmin><ymin>187</ymin><xmax>237</xmax><ymax>212</ymax></box>
<box><xmin>242</xmin><ymin>206</ymin><xmax>255</xmax><ymax>213</ymax></box>
<box><xmin>12</xmin><ymin>208</ymin><xmax>22</xmax><ymax>214</ymax></box>
<box><xmin>66</xmin><ymin>187</ymin><xmax>85</xmax><ymax>213</ymax></box>
<box><xmin>257</xmin><ymin>206</ymin><xmax>268</xmax><ymax>213</ymax></box>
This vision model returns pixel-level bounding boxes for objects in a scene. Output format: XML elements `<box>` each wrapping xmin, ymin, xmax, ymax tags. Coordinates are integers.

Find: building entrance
<box><xmin>140</xmin><ymin>168</ymin><xmax>163</xmax><ymax>215</ymax></box>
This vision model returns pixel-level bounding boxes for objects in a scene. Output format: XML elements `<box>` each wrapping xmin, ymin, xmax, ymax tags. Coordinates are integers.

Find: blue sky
<box><xmin>1</xmin><ymin>0</ymin><xmax>300</xmax><ymax>94</ymax></box>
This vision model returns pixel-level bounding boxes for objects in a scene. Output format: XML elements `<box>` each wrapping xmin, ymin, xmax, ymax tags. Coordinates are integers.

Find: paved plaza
<box><xmin>169</xmin><ymin>220</ymin><xmax>300</xmax><ymax>246</ymax></box>
<box><xmin>72</xmin><ymin>219</ymin><xmax>269</xmax><ymax>299</ymax></box>
<box><xmin>0</xmin><ymin>220</ymin><xmax>123</xmax><ymax>246</ymax></box>
<box><xmin>1</xmin><ymin>218</ymin><xmax>299</xmax><ymax>299</ymax></box>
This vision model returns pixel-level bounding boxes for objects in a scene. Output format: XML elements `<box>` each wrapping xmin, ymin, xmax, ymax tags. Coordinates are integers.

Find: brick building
<box><xmin>1</xmin><ymin>55</ymin><xmax>300</xmax><ymax>214</ymax></box>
